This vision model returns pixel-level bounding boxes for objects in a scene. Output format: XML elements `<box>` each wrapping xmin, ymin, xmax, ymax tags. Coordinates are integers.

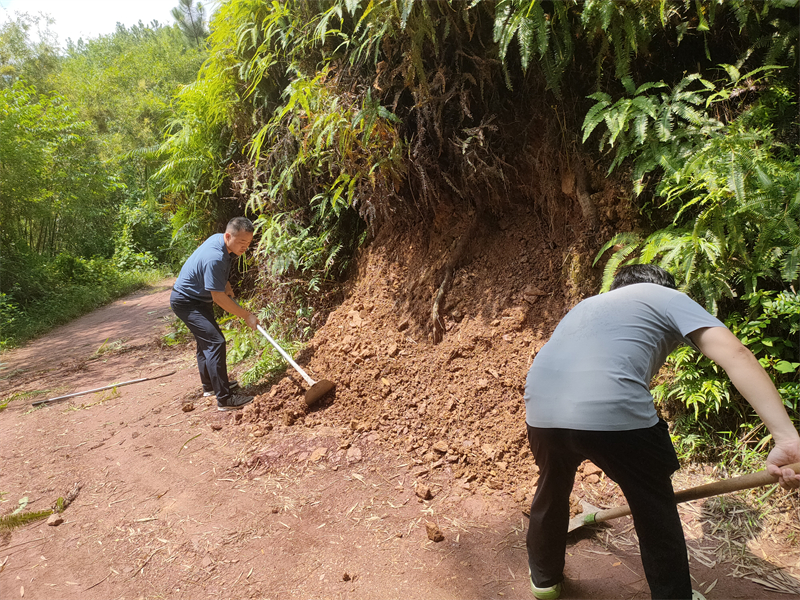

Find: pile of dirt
<box><xmin>4</xmin><ymin>258</ymin><xmax>798</xmax><ymax>598</ymax></box>
<box><xmin>241</xmin><ymin>200</ymin><xmax>630</xmax><ymax>508</ymax></box>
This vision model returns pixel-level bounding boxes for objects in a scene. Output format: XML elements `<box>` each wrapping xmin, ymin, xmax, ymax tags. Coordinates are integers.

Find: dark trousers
<box><xmin>526</xmin><ymin>420</ymin><xmax>692</xmax><ymax>600</ymax></box>
<box><xmin>170</xmin><ymin>291</ymin><xmax>232</xmax><ymax>402</ymax></box>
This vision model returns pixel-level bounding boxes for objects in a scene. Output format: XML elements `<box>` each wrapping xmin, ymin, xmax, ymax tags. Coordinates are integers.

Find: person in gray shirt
<box><xmin>523</xmin><ymin>264</ymin><xmax>800</xmax><ymax>600</ymax></box>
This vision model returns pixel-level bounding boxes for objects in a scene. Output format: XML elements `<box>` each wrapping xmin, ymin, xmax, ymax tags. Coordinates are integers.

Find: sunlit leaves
<box><xmin>0</xmin><ymin>83</ymin><xmax>114</xmax><ymax>259</ymax></box>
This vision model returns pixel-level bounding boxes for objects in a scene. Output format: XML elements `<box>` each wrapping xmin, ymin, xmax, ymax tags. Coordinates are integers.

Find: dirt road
<box><xmin>1</xmin><ymin>282</ymin><xmax>796</xmax><ymax>599</ymax></box>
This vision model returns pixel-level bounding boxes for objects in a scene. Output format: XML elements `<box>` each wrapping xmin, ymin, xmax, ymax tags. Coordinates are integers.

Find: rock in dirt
<box><xmin>283</xmin><ymin>410</ymin><xmax>300</xmax><ymax>426</ymax></box>
<box><xmin>523</xmin><ymin>285</ymin><xmax>546</xmax><ymax>303</ymax></box>
<box><xmin>46</xmin><ymin>514</ymin><xmax>64</xmax><ymax>526</ymax></box>
<box><xmin>481</xmin><ymin>444</ymin><xmax>498</xmax><ymax>460</ymax></box>
<box><xmin>415</xmin><ymin>483</ymin><xmax>433</xmax><ymax>500</ymax></box>
<box><xmin>182</xmin><ymin>403</ymin><xmax>195</xmax><ymax>412</ymax></box>
<box><xmin>210</xmin><ymin>423</ymin><xmax>223</xmax><ymax>431</ymax></box>
<box><xmin>342</xmin><ymin>572</ymin><xmax>351</xmax><ymax>582</ymax></box>
<box><xmin>432</xmin><ymin>441</ymin><xmax>449</xmax><ymax>454</ymax></box>
<box><xmin>582</xmin><ymin>461</ymin><xmax>603</xmax><ymax>477</ymax></box>
<box><xmin>569</xmin><ymin>494</ymin><xmax>583</xmax><ymax>518</ymax></box>
<box><xmin>425</xmin><ymin>521</ymin><xmax>444</xmax><ymax>542</ymax></box>
<box><xmin>346</xmin><ymin>446</ymin><xmax>362</xmax><ymax>463</ymax></box>
<box><xmin>310</xmin><ymin>447</ymin><xmax>328</xmax><ymax>462</ymax></box>
<box><xmin>348</xmin><ymin>310</ymin><xmax>363</xmax><ymax>328</ymax></box>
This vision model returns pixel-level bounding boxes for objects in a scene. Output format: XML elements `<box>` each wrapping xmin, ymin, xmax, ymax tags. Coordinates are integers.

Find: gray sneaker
<box><xmin>217</xmin><ymin>394</ymin><xmax>254</xmax><ymax>411</ymax></box>
<box><xmin>203</xmin><ymin>380</ymin><xmax>239</xmax><ymax>397</ymax></box>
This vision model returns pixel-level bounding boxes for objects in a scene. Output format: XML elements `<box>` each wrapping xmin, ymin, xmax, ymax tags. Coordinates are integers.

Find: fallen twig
<box><xmin>84</xmin><ymin>571</ymin><xmax>112</xmax><ymax>591</ymax></box>
<box><xmin>131</xmin><ymin>547</ymin><xmax>164</xmax><ymax>578</ymax></box>
<box><xmin>178</xmin><ymin>433</ymin><xmax>202</xmax><ymax>455</ymax></box>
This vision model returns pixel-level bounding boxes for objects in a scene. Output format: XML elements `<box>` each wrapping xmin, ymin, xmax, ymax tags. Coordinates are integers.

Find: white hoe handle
<box><xmin>257</xmin><ymin>325</ymin><xmax>316</xmax><ymax>387</ymax></box>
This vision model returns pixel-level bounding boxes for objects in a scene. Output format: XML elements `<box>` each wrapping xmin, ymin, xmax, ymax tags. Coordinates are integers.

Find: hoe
<box><xmin>569</xmin><ymin>462</ymin><xmax>800</xmax><ymax>532</ymax></box>
<box><xmin>257</xmin><ymin>325</ymin><xmax>335</xmax><ymax>407</ymax></box>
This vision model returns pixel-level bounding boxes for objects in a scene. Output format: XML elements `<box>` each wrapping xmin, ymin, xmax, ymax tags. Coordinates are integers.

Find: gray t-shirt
<box><xmin>524</xmin><ymin>283</ymin><xmax>725</xmax><ymax>431</ymax></box>
<box><xmin>172</xmin><ymin>233</ymin><xmax>233</xmax><ymax>303</ymax></box>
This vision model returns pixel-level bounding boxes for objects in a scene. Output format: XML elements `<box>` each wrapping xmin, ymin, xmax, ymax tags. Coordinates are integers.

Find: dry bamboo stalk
<box><xmin>33</xmin><ymin>371</ymin><xmax>175</xmax><ymax>406</ymax></box>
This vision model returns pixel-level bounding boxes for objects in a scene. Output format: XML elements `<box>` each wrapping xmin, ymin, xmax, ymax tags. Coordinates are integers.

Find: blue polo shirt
<box><xmin>172</xmin><ymin>234</ymin><xmax>234</xmax><ymax>303</ymax></box>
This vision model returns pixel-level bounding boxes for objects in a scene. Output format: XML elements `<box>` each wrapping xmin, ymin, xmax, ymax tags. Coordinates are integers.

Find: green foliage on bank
<box><xmin>0</xmin><ymin>260</ymin><xmax>165</xmax><ymax>351</ymax></box>
<box><xmin>585</xmin><ymin>27</ymin><xmax>799</xmax><ymax>442</ymax></box>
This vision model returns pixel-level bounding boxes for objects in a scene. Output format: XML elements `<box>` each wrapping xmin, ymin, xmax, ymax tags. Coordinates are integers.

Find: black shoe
<box><xmin>203</xmin><ymin>380</ymin><xmax>239</xmax><ymax>397</ymax></box>
<box><xmin>217</xmin><ymin>394</ymin><xmax>254</xmax><ymax>412</ymax></box>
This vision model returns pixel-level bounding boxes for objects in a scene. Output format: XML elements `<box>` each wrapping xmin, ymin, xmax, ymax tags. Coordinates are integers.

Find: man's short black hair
<box><xmin>610</xmin><ymin>264</ymin><xmax>677</xmax><ymax>291</ymax></box>
<box><xmin>226</xmin><ymin>216</ymin><xmax>254</xmax><ymax>234</ymax></box>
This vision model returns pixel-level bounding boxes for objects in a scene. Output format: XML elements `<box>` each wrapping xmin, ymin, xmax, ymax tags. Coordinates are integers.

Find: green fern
<box><xmin>582</xmin><ymin>74</ymin><xmax>723</xmax><ymax>194</ymax></box>
<box><xmin>593</xmin><ymin>231</ymin><xmax>642</xmax><ymax>292</ymax></box>
<box><xmin>492</xmin><ymin>0</ymin><xmax>574</xmax><ymax>93</ymax></box>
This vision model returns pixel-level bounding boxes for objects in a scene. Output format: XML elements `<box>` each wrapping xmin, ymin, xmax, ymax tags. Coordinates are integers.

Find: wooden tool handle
<box><xmin>674</xmin><ymin>462</ymin><xmax>800</xmax><ymax>503</ymax></box>
<box><xmin>593</xmin><ymin>462</ymin><xmax>800</xmax><ymax>525</ymax></box>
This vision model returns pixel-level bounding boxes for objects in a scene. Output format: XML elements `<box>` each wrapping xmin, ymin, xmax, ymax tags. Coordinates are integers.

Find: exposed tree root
<box><xmin>431</xmin><ymin>215</ymin><xmax>479</xmax><ymax>343</ymax></box>
<box><xmin>572</xmin><ymin>155</ymin><xmax>599</xmax><ymax>230</ymax></box>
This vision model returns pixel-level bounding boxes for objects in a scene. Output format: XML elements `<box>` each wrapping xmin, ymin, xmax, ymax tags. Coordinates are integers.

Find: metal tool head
<box><xmin>304</xmin><ymin>379</ymin><xmax>335</xmax><ymax>407</ymax></box>
<box><xmin>568</xmin><ymin>501</ymin><xmax>602</xmax><ymax>532</ymax></box>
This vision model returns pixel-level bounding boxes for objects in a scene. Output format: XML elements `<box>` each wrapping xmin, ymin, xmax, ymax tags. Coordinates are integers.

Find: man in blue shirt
<box><xmin>524</xmin><ymin>264</ymin><xmax>800</xmax><ymax>600</ymax></box>
<box><xmin>170</xmin><ymin>217</ymin><xmax>260</xmax><ymax>411</ymax></box>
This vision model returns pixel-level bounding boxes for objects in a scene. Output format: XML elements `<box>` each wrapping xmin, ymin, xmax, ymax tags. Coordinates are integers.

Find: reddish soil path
<box><xmin>0</xmin><ymin>282</ymin><xmax>797</xmax><ymax>599</ymax></box>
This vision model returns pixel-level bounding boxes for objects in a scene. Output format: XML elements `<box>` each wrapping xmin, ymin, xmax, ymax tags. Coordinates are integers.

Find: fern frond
<box><xmin>593</xmin><ymin>232</ymin><xmax>642</xmax><ymax>292</ymax></box>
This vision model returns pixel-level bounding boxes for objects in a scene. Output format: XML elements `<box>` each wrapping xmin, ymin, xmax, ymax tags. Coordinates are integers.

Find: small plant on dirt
<box><xmin>94</xmin><ymin>338</ymin><xmax>128</xmax><ymax>357</ymax></box>
<box><xmin>0</xmin><ymin>390</ymin><xmax>46</xmax><ymax>412</ymax></box>
<box><xmin>0</xmin><ymin>484</ymin><xmax>82</xmax><ymax>531</ymax></box>
<box><xmin>220</xmin><ymin>305</ymin><xmax>259</xmax><ymax>365</ymax></box>
<box><xmin>216</xmin><ymin>300</ymin><xmax>303</xmax><ymax>387</ymax></box>
<box><xmin>61</xmin><ymin>388</ymin><xmax>121</xmax><ymax>412</ymax></box>
<box><xmin>160</xmin><ymin>315</ymin><xmax>190</xmax><ymax>347</ymax></box>
<box><xmin>0</xmin><ymin>508</ymin><xmax>54</xmax><ymax>530</ymax></box>
<box><xmin>238</xmin><ymin>343</ymin><xmax>296</xmax><ymax>389</ymax></box>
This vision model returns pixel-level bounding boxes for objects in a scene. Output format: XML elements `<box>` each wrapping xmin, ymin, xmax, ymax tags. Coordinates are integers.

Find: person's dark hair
<box><xmin>610</xmin><ymin>264</ymin><xmax>677</xmax><ymax>291</ymax></box>
<box><xmin>226</xmin><ymin>216</ymin><xmax>254</xmax><ymax>234</ymax></box>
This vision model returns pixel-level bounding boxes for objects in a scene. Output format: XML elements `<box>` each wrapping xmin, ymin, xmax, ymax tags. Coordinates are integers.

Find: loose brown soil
<box><xmin>2</xmin><ymin>210</ymin><xmax>799</xmax><ymax>599</ymax></box>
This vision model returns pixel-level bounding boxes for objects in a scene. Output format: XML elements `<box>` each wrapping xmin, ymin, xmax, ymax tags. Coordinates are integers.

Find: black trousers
<box><xmin>526</xmin><ymin>420</ymin><xmax>692</xmax><ymax>600</ymax></box>
<box><xmin>170</xmin><ymin>291</ymin><xmax>232</xmax><ymax>402</ymax></box>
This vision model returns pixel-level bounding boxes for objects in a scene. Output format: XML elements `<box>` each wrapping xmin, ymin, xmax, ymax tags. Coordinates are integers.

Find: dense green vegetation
<box><xmin>2</xmin><ymin>1</ymin><xmax>797</xmax><ymax>463</ymax></box>
<box><xmin>0</xmin><ymin>11</ymin><xmax>206</xmax><ymax>348</ymax></box>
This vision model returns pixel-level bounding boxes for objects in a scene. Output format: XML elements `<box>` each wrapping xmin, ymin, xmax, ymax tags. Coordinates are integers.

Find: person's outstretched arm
<box><xmin>210</xmin><ymin>291</ymin><xmax>259</xmax><ymax>330</ymax></box>
<box><xmin>689</xmin><ymin>326</ymin><xmax>800</xmax><ymax>489</ymax></box>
